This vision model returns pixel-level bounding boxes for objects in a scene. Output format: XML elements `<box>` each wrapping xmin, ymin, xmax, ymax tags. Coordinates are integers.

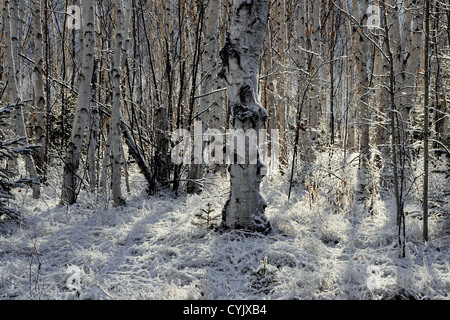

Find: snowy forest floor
<box><xmin>0</xmin><ymin>151</ymin><xmax>449</xmax><ymax>300</ymax></box>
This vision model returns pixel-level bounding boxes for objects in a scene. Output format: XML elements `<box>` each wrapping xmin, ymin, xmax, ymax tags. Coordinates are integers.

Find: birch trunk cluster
<box><xmin>2</xmin><ymin>0</ymin><xmax>40</xmax><ymax>199</ymax></box>
<box><xmin>61</xmin><ymin>0</ymin><xmax>95</xmax><ymax>205</ymax></box>
<box><xmin>0</xmin><ymin>0</ymin><xmax>447</xmax><ymax>240</ymax></box>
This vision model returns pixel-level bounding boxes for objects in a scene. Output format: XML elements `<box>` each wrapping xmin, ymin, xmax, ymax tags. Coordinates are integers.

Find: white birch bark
<box><xmin>296</xmin><ymin>0</ymin><xmax>307</xmax><ymax>162</ymax></box>
<box><xmin>33</xmin><ymin>0</ymin><xmax>46</xmax><ymax>172</ymax></box>
<box><xmin>309</xmin><ymin>0</ymin><xmax>320</xmax><ymax>143</ymax></box>
<box><xmin>375</xmin><ymin>0</ymin><xmax>398</xmax><ymax>154</ymax></box>
<box><xmin>99</xmin><ymin>133</ymin><xmax>112</xmax><ymax>193</ymax></box>
<box><xmin>296</xmin><ymin>0</ymin><xmax>314</xmax><ymax>165</ymax></box>
<box><xmin>2</xmin><ymin>4</ymin><xmax>16</xmax><ymax>117</ymax></box>
<box><xmin>110</xmin><ymin>0</ymin><xmax>126</xmax><ymax>206</ymax></box>
<box><xmin>343</xmin><ymin>0</ymin><xmax>356</xmax><ymax>151</ymax></box>
<box><xmin>62</xmin><ymin>0</ymin><xmax>95</xmax><ymax>204</ymax></box>
<box><xmin>3</xmin><ymin>0</ymin><xmax>40</xmax><ymax>199</ymax></box>
<box><xmin>9</xmin><ymin>0</ymin><xmax>21</xmax><ymax>97</ymax></box>
<box><xmin>401</xmin><ymin>0</ymin><xmax>422</xmax><ymax>122</ymax></box>
<box><xmin>392</xmin><ymin>1</ymin><xmax>404</xmax><ymax>123</ymax></box>
<box><xmin>275</xmin><ymin>0</ymin><xmax>286</xmax><ymax>164</ymax></box>
<box><xmin>206</xmin><ymin>0</ymin><xmax>226</xmax><ymax>176</ymax></box>
<box><xmin>187</xmin><ymin>0</ymin><xmax>218</xmax><ymax>194</ymax></box>
<box><xmin>4</xmin><ymin>0</ymin><xmax>20</xmax><ymax>174</ymax></box>
<box><xmin>88</xmin><ymin>60</ymin><xmax>99</xmax><ymax>192</ymax></box>
<box><xmin>297</xmin><ymin>1</ymin><xmax>306</xmax><ymax>80</ymax></box>
<box><xmin>87</xmin><ymin>2</ymin><xmax>102</xmax><ymax>193</ymax></box>
<box><xmin>423</xmin><ymin>0</ymin><xmax>430</xmax><ymax>241</ymax></box>
<box><xmin>120</xmin><ymin>140</ymin><xmax>131</xmax><ymax>193</ymax></box>
<box><xmin>121</xmin><ymin>0</ymin><xmax>132</xmax><ymax>70</ymax></box>
<box><xmin>355</xmin><ymin>1</ymin><xmax>371</xmax><ymax>197</ymax></box>
<box><xmin>219</xmin><ymin>0</ymin><xmax>271</xmax><ymax>234</ymax></box>
<box><xmin>374</xmin><ymin>0</ymin><xmax>390</xmax><ymax>167</ymax></box>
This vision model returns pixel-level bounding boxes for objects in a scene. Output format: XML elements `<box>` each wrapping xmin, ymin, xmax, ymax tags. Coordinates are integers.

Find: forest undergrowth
<box><xmin>0</xmin><ymin>150</ymin><xmax>449</xmax><ymax>300</ymax></box>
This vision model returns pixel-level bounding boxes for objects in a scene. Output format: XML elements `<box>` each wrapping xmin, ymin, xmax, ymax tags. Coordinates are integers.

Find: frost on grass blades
<box><xmin>171</xmin><ymin>121</ymin><xmax>280</xmax><ymax>176</ymax></box>
<box><xmin>65</xmin><ymin>265</ymin><xmax>83</xmax><ymax>297</ymax></box>
<box><xmin>366</xmin><ymin>265</ymin><xmax>382</xmax><ymax>291</ymax></box>
<box><xmin>2</xmin><ymin>0</ymin><xmax>449</xmax><ymax>303</ymax></box>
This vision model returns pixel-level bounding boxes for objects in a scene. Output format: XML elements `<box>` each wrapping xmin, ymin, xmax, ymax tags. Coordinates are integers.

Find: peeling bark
<box><xmin>219</xmin><ymin>0</ymin><xmax>271</xmax><ymax>234</ymax></box>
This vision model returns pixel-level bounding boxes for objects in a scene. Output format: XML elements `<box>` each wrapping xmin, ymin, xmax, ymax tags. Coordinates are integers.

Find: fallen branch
<box><xmin>120</xmin><ymin>119</ymin><xmax>156</xmax><ymax>195</ymax></box>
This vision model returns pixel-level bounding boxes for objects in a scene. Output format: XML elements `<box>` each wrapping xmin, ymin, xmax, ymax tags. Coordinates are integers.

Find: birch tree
<box><xmin>3</xmin><ymin>0</ymin><xmax>40</xmax><ymax>199</ymax></box>
<box><xmin>109</xmin><ymin>0</ymin><xmax>126</xmax><ymax>206</ymax></box>
<box><xmin>32</xmin><ymin>0</ymin><xmax>46</xmax><ymax>173</ymax></box>
<box><xmin>343</xmin><ymin>0</ymin><xmax>356</xmax><ymax>151</ymax></box>
<box><xmin>380</xmin><ymin>0</ymin><xmax>405</xmax><ymax>256</ymax></box>
<box><xmin>423</xmin><ymin>0</ymin><xmax>430</xmax><ymax>242</ymax></box>
<box><xmin>205</xmin><ymin>0</ymin><xmax>226</xmax><ymax>177</ymax></box>
<box><xmin>274</xmin><ymin>0</ymin><xmax>287</xmax><ymax>164</ymax></box>
<box><xmin>309</xmin><ymin>0</ymin><xmax>320</xmax><ymax>143</ymax></box>
<box><xmin>402</xmin><ymin>0</ymin><xmax>422</xmax><ymax>122</ymax></box>
<box><xmin>187</xmin><ymin>0</ymin><xmax>223</xmax><ymax>193</ymax></box>
<box><xmin>153</xmin><ymin>0</ymin><xmax>173</xmax><ymax>189</ymax></box>
<box><xmin>87</xmin><ymin>59</ymin><xmax>99</xmax><ymax>192</ymax></box>
<box><xmin>374</xmin><ymin>0</ymin><xmax>390</xmax><ymax>170</ymax></box>
<box><xmin>219</xmin><ymin>0</ymin><xmax>272</xmax><ymax>234</ymax></box>
<box><xmin>354</xmin><ymin>1</ymin><xmax>371</xmax><ymax>200</ymax></box>
<box><xmin>186</xmin><ymin>1</ymin><xmax>206</xmax><ymax>194</ymax></box>
<box><xmin>9</xmin><ymin>0</ymin><xmax>21</xmax><ymax>98</ymax></box>
<box><xmin>62</xmin><ymin>0</ymin><xmax>95</xmax><ymax>205</ymax></box>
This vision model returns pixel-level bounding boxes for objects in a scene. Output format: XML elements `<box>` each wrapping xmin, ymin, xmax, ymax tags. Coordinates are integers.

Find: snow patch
<box><xmin>0</xmin><ymin>155</ymin><xmax>449</xmax><ymax>300</ymax></box>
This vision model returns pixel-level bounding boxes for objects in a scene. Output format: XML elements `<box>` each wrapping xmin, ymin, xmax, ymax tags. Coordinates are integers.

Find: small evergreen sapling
<box><xmin>0</xmin><ymin>103</ymin><xmax>39</xmax><ymax>220</ymax></box>
<box><xmin>192</xmin><ymin>202</ymin><xmax>220</xmax><ymax>230</ymax></box>
<box><xmin>249</xmin><ymin>257</ymin><xmax>277</xmax><ymax>294</ymax></box>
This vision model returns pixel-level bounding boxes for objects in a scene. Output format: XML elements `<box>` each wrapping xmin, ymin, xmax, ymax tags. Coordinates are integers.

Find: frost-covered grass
<box><xmin>0</xmin><ymin>153</ymin><xmax>449</xmax><ymax>300</ymax></box>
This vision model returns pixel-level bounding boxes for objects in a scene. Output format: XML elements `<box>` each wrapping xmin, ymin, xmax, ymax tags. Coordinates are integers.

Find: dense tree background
<box><xmin>0</xmin><ymin>0</ymin><xmax>449</xmax><ymax>241</ymax></box>
<box><xmin>0</xmin><ymin>0</ymin><xmax>450</xmax><ymax>301</ymax></box>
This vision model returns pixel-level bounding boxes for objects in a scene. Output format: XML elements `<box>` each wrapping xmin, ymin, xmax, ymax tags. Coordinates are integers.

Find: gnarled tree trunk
<box><xmin>219</xmin><ymin>0</ymin><xmax>271</xmax><ymax>234</ymax></box>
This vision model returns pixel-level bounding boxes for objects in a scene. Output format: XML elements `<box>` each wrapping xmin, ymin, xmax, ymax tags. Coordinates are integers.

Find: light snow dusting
<box><xmin>0</xmin><ymin>153</ymin><xmax>449</xmax><ymax>300</ymax></box>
